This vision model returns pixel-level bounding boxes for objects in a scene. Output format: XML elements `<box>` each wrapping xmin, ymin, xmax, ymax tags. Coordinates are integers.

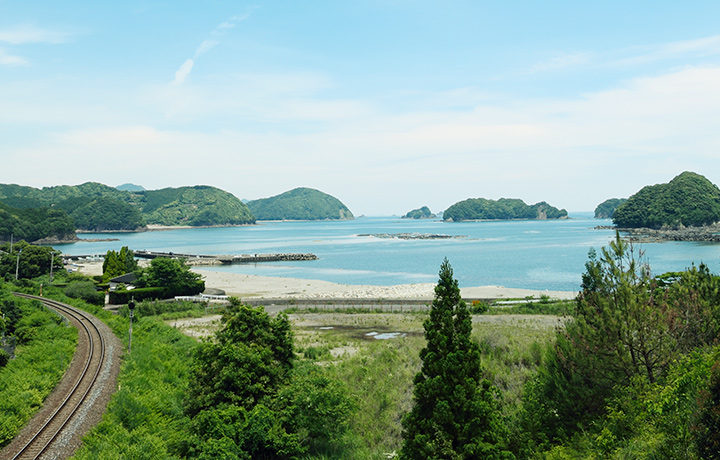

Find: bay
<box><xmin>55</xmin><ymin>214</ymin><xmax>720</xmax><ymax>291</ymax></box>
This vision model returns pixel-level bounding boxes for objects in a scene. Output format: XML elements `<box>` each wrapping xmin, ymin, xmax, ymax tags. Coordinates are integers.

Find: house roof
<box><xmin>109</xmin><ymin>272</ymin><xmax>137</xmax><ymax>284</ymax></box>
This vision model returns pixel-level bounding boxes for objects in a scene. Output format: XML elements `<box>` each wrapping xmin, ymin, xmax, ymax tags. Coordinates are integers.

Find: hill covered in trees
<box><xmin>402</xmin><ymin>206</ymin><xmax>436</xmax><ymax>219</ymax></box>
<box><xmin>0</xmin><ymin>182</ymin><xmax>255</xmax><ymax>232</ymax></box>
<box><xmin>594</xmin><ymin>198</ymin><xmax>627</xmax><ymax>218</ymax></box>
<box><xmin>0</xmin><ymin>202</ymin><xmax>76</xmax><ymax>243</ymax></box>
<box><xmin>247</xmin><ymin>187</ymin><xmax>354</xmax><ymax>220</ymax></box>
<box><xmin>443</xmin><ymin>198</ymin><xmax>567</xmax><ymax>222</ymax></box>
<box><xmin>613</xmin><ymin>171</ymin><xmax>720</xmax><ymax>228</ymax></box>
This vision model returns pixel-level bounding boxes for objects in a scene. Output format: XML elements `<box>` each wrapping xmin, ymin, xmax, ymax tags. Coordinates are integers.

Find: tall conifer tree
<box><xmin>401</xmin><ymin>259</ymin><xmax>510</xmax><ymax>459</ymax></box>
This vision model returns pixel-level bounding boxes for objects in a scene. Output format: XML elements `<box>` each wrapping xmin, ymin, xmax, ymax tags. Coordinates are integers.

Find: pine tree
<box><xmin>401</xmin><ymin>259</ymin><xmax>510</xmax><ymax>459</ymax></box>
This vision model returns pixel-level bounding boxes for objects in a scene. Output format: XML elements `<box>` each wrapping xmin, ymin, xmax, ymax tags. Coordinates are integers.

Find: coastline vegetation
<box><xmin>247</xmin><ymin>187</ymin><xmax>354</xmax><ymax>221</ymax></box>
<box><xmin>613</xmin><ymin>171</ymin><xmax>720</xmax><ymax>228</ymax></box>
<box><xmin>443</xmin><ymin>198</ymin><xmax>567</xmax><ymax>222</ymax></box>
<box><xmin>594</xmin><ymin>197</ymin><xmax>627</xmax><ymax>219</ymax></box>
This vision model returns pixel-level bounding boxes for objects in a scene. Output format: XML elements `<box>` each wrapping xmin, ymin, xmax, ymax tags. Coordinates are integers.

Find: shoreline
<box><xmin>73</xmin><ymin>261</ymin><xmax>577</xmax><ymax>301</ymax></box>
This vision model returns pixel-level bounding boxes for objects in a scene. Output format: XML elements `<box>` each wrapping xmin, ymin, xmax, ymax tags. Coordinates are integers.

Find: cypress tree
<box><xmin>401</xmin><ymin>259</ymin><xmax>510</xmax><ymax>459</ymax></box>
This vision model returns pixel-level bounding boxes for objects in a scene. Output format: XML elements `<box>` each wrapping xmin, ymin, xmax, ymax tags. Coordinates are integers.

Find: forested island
<box><xmin>443</xmin><ymin>198</ymin><xmax>567</xmax><ymax>222</ymax></box>
<box><xmin>594</xmin><ymin>198</ymin><xmax>627</xmax><ymax>218</ymax></box>
<box><xmin>247</xmin><ymin>187</ymin><xmax>354</xmax><ymax>221</ymax></box>
<box><xmin>402</xmin><ymin>206</ymin><xmax>436</xmax><ymax>219</ymax></box>
<box><xmin>613</xmin><ymin>171</ymin><xmax>720</xmax><ymax>229</ymax></box>
<box><xmin>0</xmin><ymin>182</ymin><xmax>255</xmax><ymax>242</ymax></box>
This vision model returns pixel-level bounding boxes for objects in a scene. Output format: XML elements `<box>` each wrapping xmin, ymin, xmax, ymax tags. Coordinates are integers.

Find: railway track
<box><xmin>4</xmin><ymin>294</ymin><xmax>108</xmax><ymax>460</ymax></box>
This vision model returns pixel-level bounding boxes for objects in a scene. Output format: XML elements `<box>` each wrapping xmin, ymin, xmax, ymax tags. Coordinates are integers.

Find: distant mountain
<box><xmin>613</xmin><ymin>171</ymin><xmax>720</xmax><ymax>229</ymax></box>
<box><xmin>247</xmin><ymin>187</ymin><xmax>354</xmax><ymax>220</ymax></box>
<box><xmin>443</xmin><ymin>198</ymin><xmax>567</xmax><ymax>222</ymax></box>
<box><xmin>594</xmin><ymin>198</ymin><xmax>627</xmax><ymax>219</ymax></box>
<box><xmin>403</xmin><ymin>206</ymin><xmax>436</xmax><ymax>219</ymax></box>
<box><xmin>0</xmin><ymin>182</ymin><xmax>255</xmax><ymax>231</ymax></box>
<box><xmin>116</xmin><ymin>183</ymin><xmax>146</xmax><ymax>192</ymax></box>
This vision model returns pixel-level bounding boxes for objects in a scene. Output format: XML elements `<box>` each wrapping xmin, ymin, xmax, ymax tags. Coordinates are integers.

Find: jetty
<box><xmin>64</xmin><ymin>251</ymin><xmax>317</xmax><ymax>266</ymax></box>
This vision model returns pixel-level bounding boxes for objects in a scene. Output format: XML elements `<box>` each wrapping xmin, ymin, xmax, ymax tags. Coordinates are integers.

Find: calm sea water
<box><xmin>55</xmin><ymin>214</ymin><xmax>720</xmax><ymax>292</ymax></box>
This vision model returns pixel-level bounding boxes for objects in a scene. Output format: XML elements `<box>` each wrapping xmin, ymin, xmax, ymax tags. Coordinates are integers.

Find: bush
<box><xmin>109</xmin><ymin>287</ymin><xmax>167</xmax><ymax>304</ymax></box>
<box><xmin>64</xmin><ymin>281</ymin><xmax>104</xmax><ymax>306</ymax></box>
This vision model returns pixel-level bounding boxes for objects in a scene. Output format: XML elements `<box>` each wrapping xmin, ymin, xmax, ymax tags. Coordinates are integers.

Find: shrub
<box><xmin>64</xmin><ymin>281</ymin><xmax>104</xmax><ymax>306</ymax></box>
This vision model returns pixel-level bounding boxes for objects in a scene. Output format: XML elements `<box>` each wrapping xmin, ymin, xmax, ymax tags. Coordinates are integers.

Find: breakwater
<box><xmin>65</xmin><ymin>251</ymin><xmax>317</xmax><ymax>266</ymax></box>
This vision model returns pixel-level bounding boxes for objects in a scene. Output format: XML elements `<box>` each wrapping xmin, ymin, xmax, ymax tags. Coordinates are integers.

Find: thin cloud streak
<box><xmin>171</xmin><ymin>13</ymin><xmax>252</xmax><ymax>85</ymax></box>
<box><xmin>0</xmin><ymin>24</ymin><xmax>70</xmax><ymax>44</ymax></box>
<box><xmin>0</xmin><ymin>48</ymin><xmax>28</xmax><ymax>66</ymax></box>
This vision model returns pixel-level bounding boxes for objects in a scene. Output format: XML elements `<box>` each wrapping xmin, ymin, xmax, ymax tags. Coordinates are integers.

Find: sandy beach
<box><xmin>72</xmin><ymin>261</ymin><xmax>576</xmax><ymax>300</ymax></box>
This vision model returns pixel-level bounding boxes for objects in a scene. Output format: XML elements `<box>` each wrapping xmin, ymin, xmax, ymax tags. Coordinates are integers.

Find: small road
<box><xmin>1</xmin><ymin>294</ymin><xmax>122</xmax><ymax>460</ymax></box>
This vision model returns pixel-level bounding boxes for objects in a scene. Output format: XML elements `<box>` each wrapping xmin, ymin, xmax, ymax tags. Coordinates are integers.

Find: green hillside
<box><xmin>138</xmin><ymin>186</ymin><xmax>255</xmax><ymax>226</ymax></box>
<box><xmin>613</xmin><ymin>171</ymin><xmax>720</xmax><ymax>228</ymax></box>
<box><xmin>247</xmin><ymin>187</ymin><xmax>354</xmax><ymax>220</ymax></box>
<box><xmin>594</xmin><ymin>198</ymin><xmax>627</xmax><ymax>219</ymax></box>
<box><xmin>443</xmin><ymin>198</ymin><xmax>567</xmax><ymax>222</ymax></box>
<box><xmin>0</xmin><ymin>202</ymin><xmax>76</xmax><ymax>242</ymax></box>
<box><xmin>403</xmin><ymin>206</ymin><xmax>436</xmax><ymax>219</ymax></box>
<box><xmin>0</xmin><ymin>182</ymin><xmax>254</xmax><ymax>230</ymax></box>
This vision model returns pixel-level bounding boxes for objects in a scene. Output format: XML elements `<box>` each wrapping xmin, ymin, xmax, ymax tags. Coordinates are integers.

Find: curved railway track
<box><xmin>4</xmin><ymin>294</ymin><xmax>109</xmax><ymax>460</ymax></box>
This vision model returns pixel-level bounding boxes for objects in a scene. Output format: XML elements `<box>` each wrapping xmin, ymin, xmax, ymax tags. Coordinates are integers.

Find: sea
<box><xmin>55</xmin><ymin>213</ymin><xmax>720</xmax><ymax>292</ymax></box>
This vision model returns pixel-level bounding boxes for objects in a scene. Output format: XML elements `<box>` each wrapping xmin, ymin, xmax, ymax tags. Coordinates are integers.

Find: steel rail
<box><xmin>9</xmin><ymin>294</ymin><xmax>107</xmax><ymax>460</ymax></box>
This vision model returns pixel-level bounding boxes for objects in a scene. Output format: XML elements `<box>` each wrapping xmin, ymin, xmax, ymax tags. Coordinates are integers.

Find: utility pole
<box><xmin>128</xmin><ymin>297</ymin><xmax>136</xmax><ymax>354</ymax></box>
<box><xmin>50</xmin><ymin>252</ymin><xmax>55</xmax><ymax>282</ymax></box>
<box><xmin>9</xmin><ymin>234</ymin><xmax>13</xmax><ymax>254</ymax></box>
<box><xmin>15</xmin><ymin>249</ymin><xmax>21</xmax><ymax>280</ymax></box>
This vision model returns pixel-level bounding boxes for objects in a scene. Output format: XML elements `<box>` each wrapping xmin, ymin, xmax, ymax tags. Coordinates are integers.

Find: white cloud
<box><xmin>0</xmin><ymin>48</ymin><xmax>28</xmax><ymax>66</ymax></box>
<box><xmin>0</xmin><ymin>24</ymin><xmax>70</xmax><ymax>44</ymax></box>
<box><xmin>173</xmin><ymin>59</ymin><xmax>194</xmax><ymax>85</ymax></box>
<box><xmin>530</xmin><ymin>52</ymin><xmax>592</xmax><ymax>73</ymax></box>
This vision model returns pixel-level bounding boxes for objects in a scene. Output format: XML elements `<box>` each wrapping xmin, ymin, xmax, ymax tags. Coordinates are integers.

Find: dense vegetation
<box><xmin>443</xmin><ymin>198</ymin><xmax>567</xmax><ymax>222</ymax></box>
<box><xmin>247</xmin><ymin>187</ymin><xmax>354</xmax><ymax>220</ymax></box>
<box><xmin>108</xmin><ymin>256</ymin><xmax>204</xmax><ymax>303</ymax></box>
<box><xmin>402</xmin><ymin>260</ymin><xmax>510</xmax><ymax>458</ymax></box>
<box><xmin>0</xmin><ymin>286</ymin><xmax>77</xmax><ymax>447</ymax></box>
<box><xmin>102</xmin><ymin>246</ymin><xmax>138</xmax><ymax>281</ymax></box>
<box><xmin>0</xmin><ymin>201</ymin><xmax>76</xmax><ymax>242</ymax></box>
<box><xmin>613</xmin><ymin>171</ymin><xmax>720</xmax><ymax>228</ymax></box>
<box><xmin>402</xmin><ymin>206</ymin><xmax>436</xmax><ymax>219</ymax></box>
<box><xmin>0</xmin><ymin>241</ymin><xmax>63</xmax><ymax>280</ymax></box>
<box><xmin>594</xmin><ymin>198</ymin><xmax>627</xmax><ymax>219</ymax></box>
<box><xmin>0</xmin><ymin>182</ymin><xmax>255</xmax><ymax>231</ymax></box>
<box><xmin>139</xmin><ymin>186</ymin><xmax>255</xmax><ymax>226</ymax></box>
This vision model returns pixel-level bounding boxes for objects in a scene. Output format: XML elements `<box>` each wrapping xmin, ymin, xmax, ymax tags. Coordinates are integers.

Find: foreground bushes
<box><xmin>0</xmin><ymin>293</ymin><xmax>77</xmax><ymax>447</ymax></box>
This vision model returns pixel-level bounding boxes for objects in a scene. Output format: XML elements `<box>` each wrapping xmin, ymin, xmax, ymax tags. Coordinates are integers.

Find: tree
<box><xmin>0</xmin><ymin>241</ymin><xmax>62</xmax><ymax>280</ymax></box>
<box><xmin>102</xmin><ymin>246</ymin><xmax>138</xmax><ymax>281</ymax></box>
<box><xmin>138</xmin><ymin>257</ymin><xmax>204</xmax><ymax>297</ymax></box>
<box><xmin>401</xmin><ymin>259</ymin><xmax>510</xmax><ymax>459</ymax></box>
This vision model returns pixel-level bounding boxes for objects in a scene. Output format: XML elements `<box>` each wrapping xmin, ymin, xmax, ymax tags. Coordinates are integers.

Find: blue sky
<box><xmin>2</xmin><ymin>1</ymin><xmax>720</xmax><ymax>215</ymax></box>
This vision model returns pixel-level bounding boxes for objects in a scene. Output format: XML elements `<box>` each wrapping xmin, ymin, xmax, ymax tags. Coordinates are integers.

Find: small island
<box><xmin>247</xmin><ymin>187</ymin><xmax>354</xmax><ymax>221</ymax></box>
<box><xmin>610</xmin><ymin>171</ymin><xmax>720</xmax><ymax>242</ymax></box>
<box><xmin>594</xmin><ymin>198</ymin><xmax>627</xmax><ymax>219</ymax></box>
<box><xmin>402</xmin><ymin>206</ymin><xmax>437</xmax><ymax>219</ymax></box>
<box><xmin>443</xmin><ymin>198</ymin><xmax>567</xmax><ymax>222</ymax></box>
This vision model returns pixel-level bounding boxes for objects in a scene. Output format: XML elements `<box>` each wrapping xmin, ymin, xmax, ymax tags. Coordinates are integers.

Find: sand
<box><xmin>72</xmin><ymin>261</ymin><xmax>576</xmax><ymax>300</ymax></box>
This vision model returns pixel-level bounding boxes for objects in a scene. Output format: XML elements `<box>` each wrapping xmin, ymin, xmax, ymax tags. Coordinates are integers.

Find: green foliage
<box><xmin>443</xmin><ymin>197</ymin><xmax>567</xmax><ymax>222</ymax></box>
<box><xmin>247</xmin><ymin>187</ymin><xmax>354</xmax><ymax>220</ymax></box>
<box><xmin>64</xmin><ymin>280</ymin><xmax>104</xmax><ymax>305</ymax></box>
<box><xmin>109</xmin><ymin>287</ymin><xmax>166</xmax><ymax>304</ymax></box>
<box><xmin>0</xmin><ymin>241</ymin><xmax>63</xmax><ymax>280</ymax></box>
<box><xmin>185</xmin><ymin>302</ymin><xmax>294</xmax><ymax>416</ymax></box>
<box><xmin>70</xmin><ymin>309</ymin><xmax>198</xmax><ymax>459</ymax></box>
<box><xmin>696</xmin><ymin>361</ymin><xmax>720</xmax><ymax>459</ymax></box>
<box><xmin>0</xmin><ymin>181</ymin><xmax>255</xmax><ymax>230</ymax></box>
<box><xmin>401</xmin><ymin>259</ymin><xmax>511</xmax><ymax>459</ymax></box>
<box><xmin>137</xmin><ymin>257</ymin><xmax>204</xmax><ymax>298</ymax></box>
<box><xmin>68</xmin><ymin>196</ymin><xmax>145</xmax><ymax>230</ymax></box>
<box><xmin>139</xmin><ymin>185</ymin><xmax>255</xmax><ymax>226</ymax></box>
<box><xmin>594</xmin><ymin>198</ymin><xmax>627</xmax><ymax>219</ymax></box>
<box><xmin>0</xmin><ymin>201</ymin><xmax>75</xmax><ymax>242</ymax></box>
<box><xmin>403</xmin><ymin>206</ymin><xmax>435</xmax><ymax>219</ymax></box>
<box><xmin>613</xmin><ymin>171</ymin><xmax>720</xmax><ymax>228</ymax></box>
<box><xmin>0</xmin><ymin>294</ymin><xmax>77</xmax><ymax>447</ymax></box>
<box><xmin>102</xmin><ymin>246</ymin><xmax>138</xmax><ymax>281</ymax></box>
<box><xmin>116</xmin><ymin>299</ymin><xmax>207</xmax><ymax>318</ymax></box>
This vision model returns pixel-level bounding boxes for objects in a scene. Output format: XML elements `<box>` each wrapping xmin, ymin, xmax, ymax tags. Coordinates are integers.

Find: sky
<box><xmin>2</xmin><ymin>1</ymin><xmax>720</xmax><ymax>215</ymax></box>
